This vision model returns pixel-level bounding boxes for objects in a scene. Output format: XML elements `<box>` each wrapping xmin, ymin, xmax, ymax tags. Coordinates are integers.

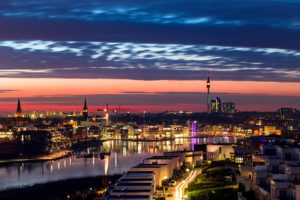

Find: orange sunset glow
<box><xmin>0</xmin><ymin>78</ymin><xmax>300</xmax><ymax>114</ymax></box>
<box><xmin>1</xmin><ymin>78</ymin><xmax>300</xmax><ymax>97</ymax></box>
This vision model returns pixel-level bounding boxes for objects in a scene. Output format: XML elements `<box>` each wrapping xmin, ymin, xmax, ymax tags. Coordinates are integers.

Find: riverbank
<box><xmin>0</xmin><ymin>175</ymin><xmax>121</xmax><ymax>200</ymax></box>
<box><xmin>0</xmin><ymin>150</ymin><xmax>72</xmax><ymax>165</ymax></box>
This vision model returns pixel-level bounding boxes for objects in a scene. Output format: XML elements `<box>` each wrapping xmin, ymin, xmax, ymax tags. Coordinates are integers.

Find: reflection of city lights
<box><xmin>148</xmin><ymin>146</ymin><xmax>152</xmax><ymax>154</ymax></box>
<box><xmin>64</xmin><ymin>160</ymin><xmax>66</xmax><ymax>168</ymax></box>
<box><xmin>104</xmin><ymin>156</ymin><xmax>109</xmax><ymax>176</ymax></box>
<box><xmin>50</xmin><ymin>164</ymin><xmax>53</xmax><ymax>173</ymax></box>
<box><xmin>166</xmin><ymin>141</ymin><xmax>172</xmax><ymax>151</ymax></box>
<box><xmin>19</xmin><ymin>165</ymin><xmax>23</xmax><ymax>173</ymax></box>
<box><xmin>122</xmin><ymin>146</ymin><xmax>127</xmax><ymax>156</ymax></box>
<box><xmin>58</xmin><ymin>162</ymin><xmax>60</xmax><ymax>170</ymax></box>
<box><xmin>114</xmin><ymin>152</ymin><xmax>118</xmax><ymax>169</ymax></box>
<box><xmin>138</xmin><ymin>142</ymin><xmax>142</xmax><ymax>154</ymax></box>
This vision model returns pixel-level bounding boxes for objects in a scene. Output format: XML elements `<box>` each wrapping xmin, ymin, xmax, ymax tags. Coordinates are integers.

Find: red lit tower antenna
<box><xmin>207</xmin><ymin>72</ymin><xmax>211</xmax><ymax>113</ymax></box>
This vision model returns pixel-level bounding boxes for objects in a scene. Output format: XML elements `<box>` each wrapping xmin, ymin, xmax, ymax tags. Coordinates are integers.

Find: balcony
<box><xmin>271</xmin><ymin>175</ymin><xmax>290</xmax><ymax>200</ymax></box>
<box><xmin>284</xmin><ymin>164</ymin><xmax>300</xmax><ymax>175</ymax></box>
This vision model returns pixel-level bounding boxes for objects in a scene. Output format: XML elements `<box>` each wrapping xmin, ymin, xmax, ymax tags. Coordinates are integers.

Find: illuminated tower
<box><xmin>104</xmin><ymin>104</ymin><xmax>110</xmax><ymax>126</ymax></box>
<box><xmin>82</xmin><ymin>98</ymin><xmax>88</xmax><ymax>121</ymax></box>
<box><xmin>206</xmin><ymin>74</ymin><xmax>211</xmax><ymax>113</ymax></box>
<box><xmin>16</xmin><ymin>98</ymin><xmax>23</xmax><ymax>118</ymax></box>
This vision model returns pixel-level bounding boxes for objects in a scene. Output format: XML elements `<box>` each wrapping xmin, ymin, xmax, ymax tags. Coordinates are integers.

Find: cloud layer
<box><xmin>0</xmin><ymin>0</ymin><xmax>300</xmax><ymax>111</ymax></box>
<box><xmin>0</xmin><ymin>0</ymin><xmax>299</xmax><ymax>82</ymax></box>
<box><xmin>0</xmin><ymin>40</ymin><xmax>299</xmax><ymax>81</ymax></box>
<box><xmin>0</xmin><ymin>0</ymin><xmax>300</xmax><ymax>29</ymax></box>
<box><xmin>0</xmin><ymin>0</ymin><xmax>300</xmax><ymax>48</ymax></box>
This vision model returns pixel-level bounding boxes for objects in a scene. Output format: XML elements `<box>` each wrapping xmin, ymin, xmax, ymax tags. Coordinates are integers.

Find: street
<box><xmin>175</xmin><ymin>169</ymin><xmax>201</xmax><ymax>200</ymax></box>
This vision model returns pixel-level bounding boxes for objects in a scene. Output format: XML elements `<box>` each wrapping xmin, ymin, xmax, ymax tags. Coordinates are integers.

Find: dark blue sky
<box><xmin>0</xmin><ymin>0</ymin><xmax>299</xmax><ymax>112</ymax></box>
<box><xmin>0</xmin><ymin>0</ymin><xmax>299</xmax><ymax>81</ymax></box>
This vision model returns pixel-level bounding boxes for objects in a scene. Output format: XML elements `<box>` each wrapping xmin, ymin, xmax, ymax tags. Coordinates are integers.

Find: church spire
<box><xmin>83</xmin><ymin>98</ymin><xmax>88</xmax><ymax>110</ymax></box>
<box><xmin>16</xmin><ymin>98</ymin><xmax>23</xmax><ymax>118</ymax></box>
<box><xmin>82</xmin><ymin>98</ymin><xmax>88</xmax><ymax>121</ymax></box>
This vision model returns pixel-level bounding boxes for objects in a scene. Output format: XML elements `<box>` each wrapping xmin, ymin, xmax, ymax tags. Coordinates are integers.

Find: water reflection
<box><xmin>104</xmin><ymin>156</ymin><xmax>109</xmax><ymax>176</ymax></box>
<box><xmin>0</xmin><ymin>137</ymin><xmax>235</xmax><ymax>191</ymax></box>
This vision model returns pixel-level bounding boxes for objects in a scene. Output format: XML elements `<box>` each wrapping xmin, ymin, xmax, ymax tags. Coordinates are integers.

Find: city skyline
<box><xmin>2</xmin><ymin>79</ymin><xmax>300</xmax><ymax>114</ymax></box>
<box><xmin>0</xmin><ymin>0</ymin><xmax>300</xmax><ymax>112</ymax></box>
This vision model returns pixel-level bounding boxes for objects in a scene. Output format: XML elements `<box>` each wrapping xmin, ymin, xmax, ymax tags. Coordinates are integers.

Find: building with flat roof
<box><xmin>143</xmin><ymin>155</ymin><xmax>179</xmax><ymax>170</ymax></box>
<box><xmin>108</xmin><ymin>194</ymin><xmax>151</xmax><ymax>200</ymax></box>
<box><xmin>239</xmin><ymin>144</ymin><xmax>300</xmax><ymax>200</ymax></box>
<box><xmin>129</xmin><ymin>164</ymin><xmax>170</xmax><ymax>186</ymax></box>
<box><xmin>107</xmin><ymin>171</ymin><xmax>154</xmax><ymax>200</ymax></box>
<box><xmin>164</xmin><ymin>150</ymin><xmax>203</xmax><ymax>167</ymax></box>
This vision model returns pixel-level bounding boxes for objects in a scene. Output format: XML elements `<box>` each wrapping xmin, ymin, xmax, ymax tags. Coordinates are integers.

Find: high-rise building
<box><xmin>82</xmin><ymin>98</ymin><xmax>88</xmax><ymax>121</ymax></box>
<box><xmin>16</xmin><ymin>98</ymin><xmax>23</xmax><ymax>118</ymax></box>
<box><xmin>277</xmin><ymin>107</ymin><xmax>297</xmax><ymax>120</ymax></box>
<box><xmin>207</xmin><ymin>74</ymin><xmax>211</xmax><ymax>113</ymax></box>
<box><xmin>211</xmin><ymin>97</ymin><xmax>222</xmax><ymax>113</ymax></box>
<box><xmin>222</xmin><ymin>102</ymin><xmax>237</xmax><ymax>114</ymax></box>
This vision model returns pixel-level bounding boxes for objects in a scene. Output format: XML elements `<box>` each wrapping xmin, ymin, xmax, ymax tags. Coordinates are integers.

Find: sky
<box><xmin>0</xmin><ymin>0</ymin><xmax>300</xmax><ymax>113</ymax></box>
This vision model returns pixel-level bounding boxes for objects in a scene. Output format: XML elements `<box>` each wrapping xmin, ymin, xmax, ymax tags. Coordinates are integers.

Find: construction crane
<box><xmin>97</xmin><ymin>104</ymin><xmax>110</xmax><ymax>126</ymax></box>
<box><xmin>97</xmin><ymin>104</ymin><xmax>131</xmax><ymax>126</ymax></box>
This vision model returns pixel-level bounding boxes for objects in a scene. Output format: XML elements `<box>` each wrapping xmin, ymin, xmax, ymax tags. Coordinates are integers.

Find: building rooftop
<box><xmin>108</xmin><ymin>195</ymin><xmax>150</xmax><ymax>199</ymax></box>
<box><xmin>122</xmin><ymin>175</ymin><xmax>153</xmax><ymax>180</ymax></box>
<box><xmin>111</xmin><ymin>189</ymin><xmax>152</xmax><ymax>193</ymax></box>
<box><xmin>126</xmin><ymin>171</ymin><xmax>154</xmax><ymax>175</ymax></box>
<box><xmin>145</xmin><ymin>156</ymin><xmax>178</xmax><ymax>160</ymax></box>
<box><xmin>115</xmin><ymin>182</ymin><xmax>152</xmax><ymax>186</ymax></box>
<box><xmin>119</xmin><ymin>178</ymin><xmax>153</xmax><ymax>182</ymax></box>
<box><xmin>132</xmin><ymin>164</ymin><xmax>167</xmax><ymax>168</ymax></box>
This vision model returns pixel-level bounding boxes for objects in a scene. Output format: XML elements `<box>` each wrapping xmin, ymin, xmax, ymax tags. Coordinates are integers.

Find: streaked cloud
<box><xmin>0</xmin><ymin>40</ymin><xmax>299</xmax><ymax>81</ymax></box>
<box><xmin>0</xmin><ymin>0</ymin><xmax>299</xmax><ymax>30</ymax></box>
<box><xmin>0</xmin><ymin>0</ymin><xmax>299</xmax><ymax>111</ymax></box>
<box><xmin>0</xmin><ymin>68</ymin><xmax>52</xmax><ymax>76</ymax></box>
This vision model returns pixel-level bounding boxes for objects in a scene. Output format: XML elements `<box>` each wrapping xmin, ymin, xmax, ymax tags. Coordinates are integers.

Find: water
<box><xmin>0</xmin><ymin>137</ymin><xmax>236</xmax><ymax>191</ymax></box>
